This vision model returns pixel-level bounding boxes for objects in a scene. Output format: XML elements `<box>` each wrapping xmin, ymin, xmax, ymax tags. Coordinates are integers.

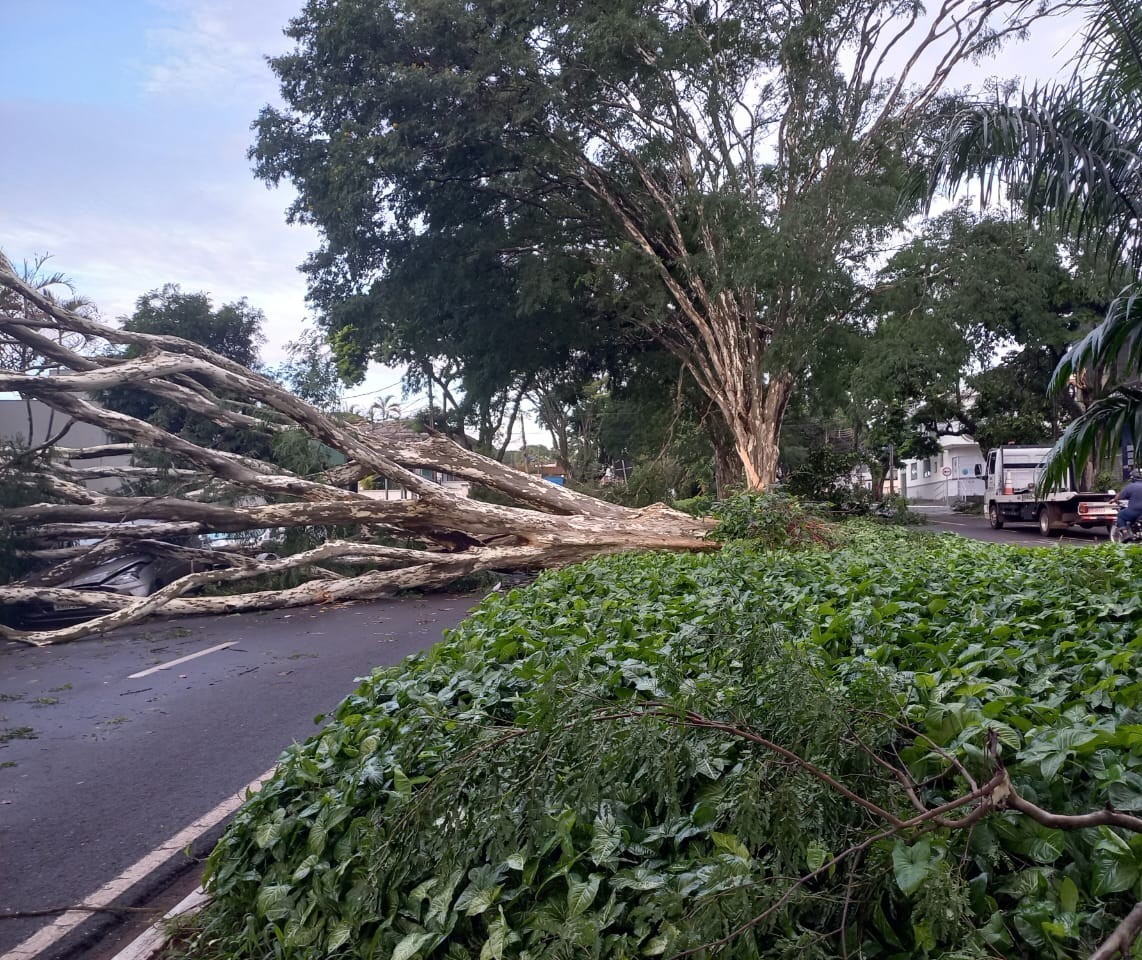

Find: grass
<box><xmin>0</xmin><ymin>726</ymin><xmax>37</xmax><ymax>743</ymax></box>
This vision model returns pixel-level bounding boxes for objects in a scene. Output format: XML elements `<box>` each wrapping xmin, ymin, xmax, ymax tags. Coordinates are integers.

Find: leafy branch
<box><xmin>621</xmin><ymin>707</ymin><xmax>1142</xmax><ymax>960</ymax></box>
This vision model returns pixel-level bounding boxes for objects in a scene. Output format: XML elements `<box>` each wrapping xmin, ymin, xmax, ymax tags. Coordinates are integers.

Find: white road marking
<box><xmin>4</xmin><ymin>766</ymin><xmax>275</xmax><ymax>960</ymax></box>
<box><xmin>127</xmin><ymin>641</ymin><xmax>238</xmax><ymax>679</ymax></box>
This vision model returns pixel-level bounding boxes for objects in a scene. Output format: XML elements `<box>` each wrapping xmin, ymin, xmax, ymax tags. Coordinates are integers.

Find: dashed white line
<box><xmin>3</xmin><ymin>766</ymin><xmax>275</xmax><ymax>960</ymax></box>
<box><xmin>127</xmin><ymin>641</ymin><xmax>238</xmax><ymax>679</ymax></box>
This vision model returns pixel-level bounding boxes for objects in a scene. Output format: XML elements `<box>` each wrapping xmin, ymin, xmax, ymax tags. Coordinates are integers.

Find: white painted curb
<box><xmin>108</xmin><ymin>889</ymin><xmax>211</xmax><ymax>960</ymax></box>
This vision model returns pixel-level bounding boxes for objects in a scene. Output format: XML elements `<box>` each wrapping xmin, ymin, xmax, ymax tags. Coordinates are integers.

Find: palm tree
<box><xmin>369</xmin><ymin>394</ymin><xmax>402</xmax><ymax>422</ymax></box>
<box><xmin>931</xmin><ymin>0</ymin><xmax>1142</xmax><ymax>486</ymax></box>
<box><xmin>0</xmin><ymin>253</ymin><xmax>96</xmax><ymax>444</ymax></box>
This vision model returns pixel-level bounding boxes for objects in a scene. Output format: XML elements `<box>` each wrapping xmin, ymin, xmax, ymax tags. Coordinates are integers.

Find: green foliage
<box><xmin>268</xmin><ymin>327</ymin><xmax>345</xmax><ymax>410</ymax></box>
<box><xmin>784</xmin><ymin>446</ymin><xmax>874</xmax><ymax>514</ymax></box>
<box><xmin>190</xmin><ymin>528</ymin><xmax>1142</xmax><ymax>958</ymax></box>
<box><xmin>252</xmin><ymin>0</ymin><xmax>1022</xmax><ymax>485</ymax></box>
<box><xmin>709</xmin><ymin>491</ymin><xmax>838</xmax><ymax>550</ymax></box>
<box><xmin>101</xmin><ymin>284</ymin><xmax>273</xmax><ymax>477</ymax></box>
<box><xmin>1094</xmin><ymin>469</ymin><xmax>1119</xmax><ymax>493</ymax></box>
<box><xmin>879</xmin><ymin>493</ymin><xmax>927</xmax><ymax>525</ymax></box>
<box><xmin>124</xmin><ymin>284</ymin><xmax>265</xmax><ymax>367</ymax></box>
<box><xmin>855</xmin><ymin>211</ymin><xmax>1104</xmax><ymax>460</ymax></box>
<box><xmin>613</xmin><ymin>458</ymin><xmax>695</xmax><ymax>509</ymax></box>
<box><xmin>930</xmin><ymin>1</ymin><xmax>1142</xmax><ymax>493</ymax></box>
<box><xmin>670</xmin><ymin>495</ymin><xmax>712</xmax><ymax>518</ymax></box>
<box><xmin>0</xmin><ymin>442</ymin><xmax>57</xmax><ymax>585</ymax></box>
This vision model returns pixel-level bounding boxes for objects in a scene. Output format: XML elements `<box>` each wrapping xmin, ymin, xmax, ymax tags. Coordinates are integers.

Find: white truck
<box><xmin>984</xmin><ymin>444</ymin><xmax>1118</xmax><ymax>535</ymax></box>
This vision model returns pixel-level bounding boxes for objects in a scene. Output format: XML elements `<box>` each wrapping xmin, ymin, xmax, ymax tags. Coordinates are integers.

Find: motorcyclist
<box><xmin>1112</xmin><ymin>467</ymin><xmax>1142</xmax><ymax>531</ymax></box>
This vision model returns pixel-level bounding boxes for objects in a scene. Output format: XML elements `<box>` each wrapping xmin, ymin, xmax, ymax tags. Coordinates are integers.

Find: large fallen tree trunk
<box><xmin>0</xmin><ymin>255</ymin><xmax>715</xmax><ymax>645</ymax></box>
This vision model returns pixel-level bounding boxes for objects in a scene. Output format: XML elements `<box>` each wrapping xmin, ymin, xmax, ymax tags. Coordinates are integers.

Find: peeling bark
<box><xmin>0</xmin><ymin>255</ymin><xmax>715</xmax><ymax>645</ymax></box>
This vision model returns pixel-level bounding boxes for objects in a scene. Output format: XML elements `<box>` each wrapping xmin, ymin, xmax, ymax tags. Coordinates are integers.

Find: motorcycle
<box><xmin>1110</xmin><ymin>503</ymin><xmax>1142</xmax><ymax>543</ymax></box>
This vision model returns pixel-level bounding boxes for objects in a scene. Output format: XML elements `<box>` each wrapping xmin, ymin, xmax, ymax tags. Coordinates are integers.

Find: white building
<box><xmin>898</xmin><ymin>434</ymin><xmax>985</xmax><ymax>503</ymax></box>
<box><xmin>359</xmin><ymin>469</ymin><xmax>470</xmax><ymax>501</ymax></box>
<box><xmin>0</xmin><ymin>396</ymin><xmax>130</xmax><ymax>493</ymax></box>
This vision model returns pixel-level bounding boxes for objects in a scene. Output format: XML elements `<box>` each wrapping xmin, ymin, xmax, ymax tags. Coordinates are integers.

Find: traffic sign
<box><xmin>942</xmin><ymin>466</ymin><xmax>952</xmax><ymax>477</ymax></box>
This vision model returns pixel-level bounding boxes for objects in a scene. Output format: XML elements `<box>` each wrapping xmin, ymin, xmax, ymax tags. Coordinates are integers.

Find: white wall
<box><xmin>899</xmin><ymin>438</ymin><xmax>985</xmax><ymax>503</ymax></box>
<box><xmin>0</xmin><ymin>397</ymin><xmax>129</xmax><ymax>494</ymax></box>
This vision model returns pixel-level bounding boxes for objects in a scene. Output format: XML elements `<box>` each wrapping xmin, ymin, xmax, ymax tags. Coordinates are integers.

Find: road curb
<box><xmin>107</xmin><ymin>889</ymin><xmax>210</xmax><ymax>960</ymax></box>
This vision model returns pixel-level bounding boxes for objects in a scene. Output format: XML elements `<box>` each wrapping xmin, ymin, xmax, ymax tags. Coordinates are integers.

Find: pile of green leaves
<box><xmin>709</xmin><ymin>490</ymin><xmax>837</xmax><ymax>549</ymax></box>
<box><xmin>191</xmin><ymin>527</ymin><xmax>1142</xmax><ymax>958</ymax></box>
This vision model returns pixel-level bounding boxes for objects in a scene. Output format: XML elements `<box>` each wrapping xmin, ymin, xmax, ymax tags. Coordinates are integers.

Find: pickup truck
<box><xmin>983</xmin><ymin>444</ymin><xmax>1118</xmax><ymax>535</ymax></box>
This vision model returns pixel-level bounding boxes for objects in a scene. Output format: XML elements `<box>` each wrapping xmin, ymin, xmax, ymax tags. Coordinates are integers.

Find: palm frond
<box><xmin>1050</xmin><ymin>282</ymin><xmax>1142</xmax><ymax>393</ymax></box>
<box><xmin>1040</xmin><ymin>384</ymin><xmax>1142</xmax><ymax>490</ymax></box>
<box><xmin>1079</xmin><ymin>0</ymin><xmax>1142</xmax><ymax>107</ymax></box>
<box><xmin>931</xmin><ymin>88</ymin><xmax>1142</xmax><ymax>271</ymax></box>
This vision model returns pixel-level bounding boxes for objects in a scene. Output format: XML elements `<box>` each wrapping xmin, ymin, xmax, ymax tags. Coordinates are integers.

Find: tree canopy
<box><xmin>101</xmin><ymin>285</ymin><xmax>271</xmax><ymax>463</ymax></box>
<box><xmin>855</xmin><ymin>210</ymin><xmax>1108</xmax><ymax>454</ymax></box>
<box><xmin>932</xmin><ymin>0</ymin><xmax>1142</xmax><ymax>486</ymax></box>
<box><xmin>252</xmin><ymin>0</ymin><xmax>1062</xmax><ymax>489</ymax></box>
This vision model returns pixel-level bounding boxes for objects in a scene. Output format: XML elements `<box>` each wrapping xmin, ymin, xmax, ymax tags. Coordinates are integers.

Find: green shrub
<box><xmin>1094</xmin><ymin>469</ymin><xmax>1119</xmax><ymax>493</ymax></box>
<box><xmin>190</xmin><ymin>529</ymin><xmax>1142</xmax><ymax>959</ymax></box>
<box><xmin>784</xmin><ymin>446</ymin><xmax>871</xmax><ymax>513</ymax></box>
<box><xmin>710</xmin><ymin>490</ymin><xmax>836</xmax><ymax>548</ymax></box>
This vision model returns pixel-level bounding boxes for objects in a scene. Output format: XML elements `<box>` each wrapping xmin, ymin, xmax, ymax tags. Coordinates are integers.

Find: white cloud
<box><xmin>139</xmin><ymin>0</ymin><xmax>298</xmax><ymax>101</ymax></box>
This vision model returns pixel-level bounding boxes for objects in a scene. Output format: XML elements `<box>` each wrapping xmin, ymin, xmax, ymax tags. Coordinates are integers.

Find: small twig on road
<box><xmin>0</xmin><ymin>904</ymin><xmax>163</xmax><ymax>919</ymax></box>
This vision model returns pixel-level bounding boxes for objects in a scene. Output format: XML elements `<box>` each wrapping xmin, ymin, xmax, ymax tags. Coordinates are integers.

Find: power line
<box><xmin>339</xmin><ymin>378</ymin><xmax>406</xmax><ymax>401</ymax></box>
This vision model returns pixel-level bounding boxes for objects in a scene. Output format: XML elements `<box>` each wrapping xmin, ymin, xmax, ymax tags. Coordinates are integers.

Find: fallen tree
<box><xmin>0</xmin><ymin>254</ymin><xmax>714</xmax><ymax>646</ymax></box>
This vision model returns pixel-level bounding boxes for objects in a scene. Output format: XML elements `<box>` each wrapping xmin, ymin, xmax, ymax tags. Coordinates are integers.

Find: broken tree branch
<box><xmin>0</xmin><ymin>254</ymin><xmax>714</xmax><ymax>644</ymax></box>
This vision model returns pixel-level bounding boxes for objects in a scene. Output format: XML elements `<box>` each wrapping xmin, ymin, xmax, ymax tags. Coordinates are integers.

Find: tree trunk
<box><xmin>724</xmin><ymin>373</ymin><xmax>793</xmax><ymax>491</ymax></box>
<box><xmin>710</xmin><ymin>430</ymin><xmax>742</xmax><ymax>499</ymax></box>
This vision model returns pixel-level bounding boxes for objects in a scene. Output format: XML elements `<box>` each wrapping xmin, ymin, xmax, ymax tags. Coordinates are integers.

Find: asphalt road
<box><xmin>0</xmin><ymin>594</ymin><xmax>478</xmax><ymax>959</ymax></box>
<box><xmin>915</xmin><ymin>505</ymin><xmax>1114</xmax><ymax>545</ymax></box>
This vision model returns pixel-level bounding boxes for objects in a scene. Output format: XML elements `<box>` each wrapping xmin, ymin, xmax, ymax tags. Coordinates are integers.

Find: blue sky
<box><xmin>0</xmin><ymin>0</ymin><xmax>1086</xmax><ymax>403</ymax></box>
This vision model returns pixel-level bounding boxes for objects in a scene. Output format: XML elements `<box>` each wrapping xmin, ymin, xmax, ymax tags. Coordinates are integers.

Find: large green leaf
<box><xmin>391</xmin><ymin>931</ymin><xmax>436</xmax><ymax>960</ymax></box>
<box><xmin>567</xmin><ymin>874</ymin><xmax>602</xmax><ymax>918</ymax></box>
<box><xmin>892</xmin><ymin>839</ymin><xmax>936</xmax><ymax>896</ymax></box>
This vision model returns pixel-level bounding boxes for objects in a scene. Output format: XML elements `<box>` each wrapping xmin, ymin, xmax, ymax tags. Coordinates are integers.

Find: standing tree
<box><xmin>251</xmin><ymin>0</ymin><xmax>1063</xmax><ymax>490</ymax></box>
<box><xmin>855</xmin><ymin>210</ymin><xmax>1106</xmax><ymax>451</ymax></box>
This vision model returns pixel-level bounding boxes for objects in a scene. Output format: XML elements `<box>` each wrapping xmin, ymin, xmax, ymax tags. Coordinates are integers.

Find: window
<box><xmin>910</xmin><ymin>462</ymin><xmax>918</xmax><ymax>480</ymax></box>
<box><xmin>923</xmin><ymin>458</ymin><xmax>932</xmax><ymax>478</ymax></box>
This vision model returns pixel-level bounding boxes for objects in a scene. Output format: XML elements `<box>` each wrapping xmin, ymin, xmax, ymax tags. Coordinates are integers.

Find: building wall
<box><xmin>359</xmin><ymin>479</ymin><xmax>471</xmax><ymax>501</ymax></box>
<box><xmin>898</xmin><ymin>438</ymin><xmax>986</xmax><ymax>503</ymax></box>
<box><xmin>0</xmin><ymin>397</ymin><xmax>130</xmax><ymax>494</ymax></box>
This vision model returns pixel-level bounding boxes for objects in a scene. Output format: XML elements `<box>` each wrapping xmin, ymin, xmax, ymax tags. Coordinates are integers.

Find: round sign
<box><xmin>942</xmin><ymin>466</ymin><xmax>953</xmax><ymax>477</ymax></box>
